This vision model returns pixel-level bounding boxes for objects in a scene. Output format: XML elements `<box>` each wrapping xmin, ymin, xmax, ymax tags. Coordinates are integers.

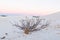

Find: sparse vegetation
<box><xmin>0</xmin><ymin>15</ymin><xmax>7</xmax><ymax>17</ymax></box>
<box><xmin>1</xmin><ymin>36</ymin><xmax>6</xmax><ymax>39</ymax></box>
<box><xmin>11</xmin><ymin>16</ymin><xmax>49</xmax><ymax>34</ymax></box>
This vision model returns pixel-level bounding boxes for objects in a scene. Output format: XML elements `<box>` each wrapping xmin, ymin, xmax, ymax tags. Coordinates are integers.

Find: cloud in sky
<box><xmin>0</xmin><ymin>0</ymin><xmax>60</xmax><ymax>15</ymax></box>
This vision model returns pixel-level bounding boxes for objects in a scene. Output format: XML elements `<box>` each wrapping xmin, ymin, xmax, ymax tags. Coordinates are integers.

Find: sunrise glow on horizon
<box><xmin>0</xmin><ymin>0</ymin><xmax>60</xmax><ymax>15</ymax></box>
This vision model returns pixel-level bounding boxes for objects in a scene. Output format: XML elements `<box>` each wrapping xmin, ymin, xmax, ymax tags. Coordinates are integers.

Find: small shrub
<box><xmin>11</xmin><ymin>16</ymin><xmax>49</xmax><ymax>34</ymax></box>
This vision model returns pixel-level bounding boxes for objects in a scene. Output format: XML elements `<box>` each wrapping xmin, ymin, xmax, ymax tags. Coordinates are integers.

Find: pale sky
<box><xmin>0</xmin><ymin>0</ymin><xmax>60</xmax><ymax>15</ymax></box>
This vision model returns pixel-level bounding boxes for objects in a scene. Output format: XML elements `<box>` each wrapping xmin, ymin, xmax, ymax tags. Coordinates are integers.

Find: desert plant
<box><xmin>11</xmin><ymin>16</ymin><xmax>49</xmax><ymax>34</ymax></box>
